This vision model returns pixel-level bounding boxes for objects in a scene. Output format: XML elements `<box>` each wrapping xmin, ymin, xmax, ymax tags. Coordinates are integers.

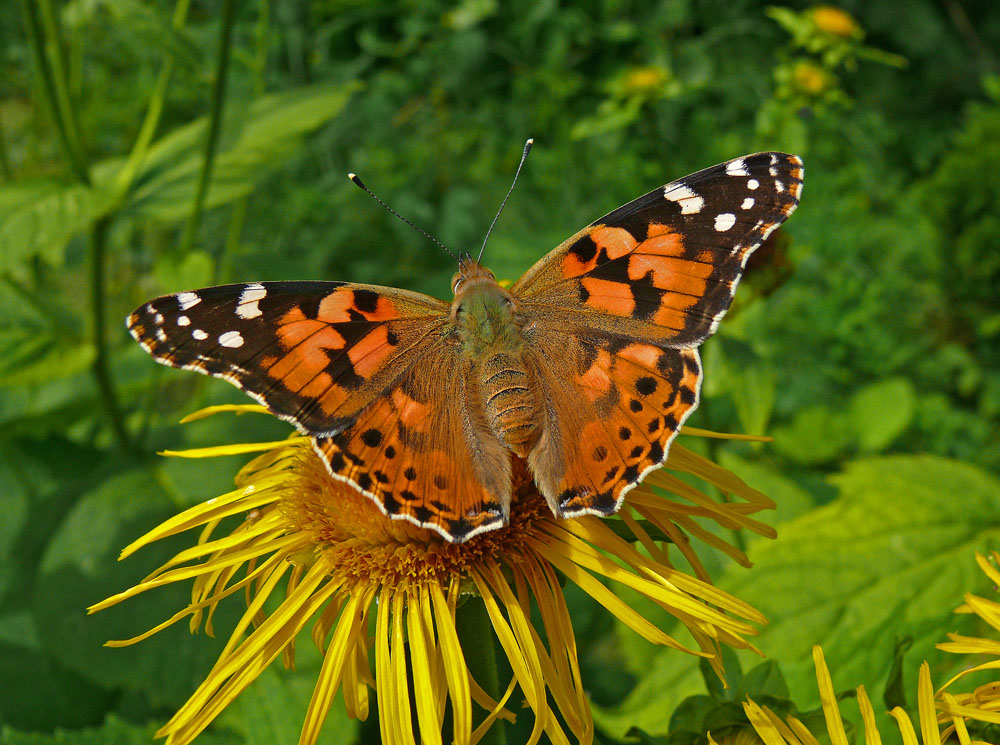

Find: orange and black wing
<box><xmin>515</xmin><ymin>152</ymin><xmax>803</xmax><ymax>516</ymax></box>
<box><xmin>512</xmin><ymin>152</ymin><xmax>803</xmax><ymax>347</ymax></box>
<box><xmin>128</xmin><ymin>281</ymin><xmax>509</xmax><ymax>541</ymax></box>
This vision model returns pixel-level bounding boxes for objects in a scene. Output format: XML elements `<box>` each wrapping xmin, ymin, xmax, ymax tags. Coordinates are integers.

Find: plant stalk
<box><xmin>89</xmin><ymin>216</ymin><xmax>135</xmax><ymax>456</ymax></box>
<box><xmin>114</xmin><ymin>0</ymin><xmax>193</xmax><ymax>197</ymax></box>
<box><xmin>219</xmin><ymin>0</ymin><xmax>270</xmax><ymax>281</ymax></box>
<box><xmin>455</xmin><ymin>598</ymin><xmax>507</xmax><ymax>745</ymax></box>
<box><xmin>179</xmin><ymin>0</ymin><xmax>238</xmax><ymax>255</ymax></box>
<box><xmin>19</xmin><ymin>0</ymin><xmax>90</xmax><ymax>184</ymax></box>
<box><xmin>0</xmin><ymin>111</ymin><xmax>12</xmax><ymax>180</ymax></box>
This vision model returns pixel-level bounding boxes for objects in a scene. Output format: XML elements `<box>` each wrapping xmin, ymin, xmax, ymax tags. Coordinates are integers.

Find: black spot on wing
<box><xmin>352</xmin><ymin>289</ymin><xmax>380</xmax><ymax>314</ymax></box>
<box><xmin>569</xmin><ymin>234</ymin><xmax>598</xmax><ymax>264</ymax></box>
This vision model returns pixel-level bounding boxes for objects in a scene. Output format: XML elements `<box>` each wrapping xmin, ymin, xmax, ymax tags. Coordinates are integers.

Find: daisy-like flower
<box><xmin>740</xmin><ymin>554</ymin><xmax>1000</xmax><ymax>745</ymax></box>
<box><xmin>91</xmin><ymin>405</ymin><xmax>777</xmax><ymax>745</ymax></box>
<box><xmin>936</xmin><ymin>552</ymin><xmax>1000</xmax><ymax>738</ymax></box>
<box><xmin>741</xmin><ymin>647</ymin><xmax>946</xmax><ymax>745</ymax></box>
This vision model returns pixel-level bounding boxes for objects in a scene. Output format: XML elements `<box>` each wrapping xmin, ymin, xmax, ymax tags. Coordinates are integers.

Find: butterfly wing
<box><xmin>512</xmin><ymin>152</ymin><xmax>803</xmax><ymax>347</ymax></box>
<box><xmin>515</xmin><ymin>152</ymin><xmax>803</xmax><ymax>515</ymax></box>
<box><xmin>313</xmin><ymin>346</ymin><xmax>513</xmax><ymax>541</ymax></box>
<box><xmin>128</xmin><ymin>281</ymin><xmax>510</xmax><ymax>541</ymax></box>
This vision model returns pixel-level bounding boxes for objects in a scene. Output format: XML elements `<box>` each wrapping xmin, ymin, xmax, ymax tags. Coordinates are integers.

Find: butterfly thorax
<box><xmin>451</xmin><ymin>260</ymin><xmax>538</xmax><ymax>456</ymax></box>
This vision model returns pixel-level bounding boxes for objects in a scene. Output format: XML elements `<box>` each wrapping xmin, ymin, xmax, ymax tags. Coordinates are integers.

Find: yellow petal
<box><xmin>812</xmin><ymin>646</ymin><xmax>850</xmax><ymax>745</ymax></box>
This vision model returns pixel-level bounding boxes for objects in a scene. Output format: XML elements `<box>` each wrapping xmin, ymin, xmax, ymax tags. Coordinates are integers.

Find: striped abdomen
<box><xmin>480</xmin><ymin>353</ymin><xmax>536</xmax><ymax>456</ymax></box>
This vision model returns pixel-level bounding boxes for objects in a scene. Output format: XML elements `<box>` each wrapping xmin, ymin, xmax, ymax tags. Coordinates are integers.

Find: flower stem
<box><xmin>179</xmin><ymin>0</ymin><xmax>238</xmax><ymax>255</ymax></box>
<box><xmin>0</xmin><ymin>110</ymin><xmax>12</xmax><ymax>181</ymax></box>
<box><xmin>114</xmin><ymin>0</ymin><xmax>193</xmax><ymax>198</ymax></box>
<box><xmin>19</xmin><ymin>0</ymin><xmax>89</xmax><ymax>184</ymax></box>
<box><xmin>89</xmin><ymin>215</ymin><xmax>136</xmax><ymax>456</ymax></box>
<box><xmin>218</xmin><ymin>0</ymin><xmax>270</xmax><ymax>282</ymax></box>
<box><xmin>455</xmin><ymin>597</ymin><xmax>507</xmax><ymax>745</ymax></box>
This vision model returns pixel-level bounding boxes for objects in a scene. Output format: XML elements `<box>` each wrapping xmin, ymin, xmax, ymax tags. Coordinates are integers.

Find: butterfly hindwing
<box><xmin>314</xmin><ymin>349</ymin><xmax>513</xmax><ymax>541</ymax></box>
<box><xmin>526</xmin><ymin>330</ymin><xmax>701</xmax><ymax>517</ymax></box>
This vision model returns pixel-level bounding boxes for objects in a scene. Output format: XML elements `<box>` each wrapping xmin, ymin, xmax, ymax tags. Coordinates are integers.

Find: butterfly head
<box><xmin>450</xmin><ymin>253</ymin><xmax>520</xmax><ymax>355</ymax></box>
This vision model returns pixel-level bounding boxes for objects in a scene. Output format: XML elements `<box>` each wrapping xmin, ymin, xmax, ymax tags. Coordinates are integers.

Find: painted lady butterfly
<box><xmin>129</xmin><ymin>151</ymin><xmax>803</xmax><ymax>542</ymax></box>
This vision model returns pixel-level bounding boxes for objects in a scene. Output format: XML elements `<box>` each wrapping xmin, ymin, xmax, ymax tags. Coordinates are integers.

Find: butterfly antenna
<box><xmin>477</xmin><ymin>138</ymin><xmax>533</xmax><ymax>263</ymax></box>
<box><xmin>348</xmin><ymin>173</ymin><xmax>458</xmax><ymax>260</ymax></box>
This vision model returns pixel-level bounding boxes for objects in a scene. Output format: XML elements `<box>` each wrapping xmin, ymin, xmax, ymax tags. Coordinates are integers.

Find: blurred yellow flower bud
<box><xmin>623</xmin><ymin>65</ymin><xmax>669</xmax><ymax>93</ymax></box>
<box><xmin>810</xmin><ymin>5</ymin><xmax>860</xmax><ymax>37</ymax></box>
<box><xmin>793</xmin><ymin>61</ymin><xmax>832</xmax><ymax>95</ymax></box>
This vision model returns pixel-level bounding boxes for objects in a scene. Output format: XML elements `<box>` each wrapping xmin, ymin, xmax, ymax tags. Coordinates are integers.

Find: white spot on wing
<box><xmin>741</xmin><ymin>197</ymin><xmax>755</xmax><ymax>209</ymax></box>
<box><xmin>747</xmin><ymin>178</ymin><xmax>759</xmax><ymax>190</ymax></box>
<box><xmin>714</xmin><ymin>213</ymin><xmax>737</xmax><ymax>232</ymax></box>
<box><xmin>156</xmin><ymin>328</ymin><xmax>167</xmax><ymax>342</ymax></box>
<box><xmin>663</xmin><ymin>183</ymin><xmax>704</xmax><ymax>214</ymax></box>
<box><xmin>219</xmin><ymin>330</ymin><xmax>244</xmax><ymax>348</ymax></box>
<box><xmin>154</xmin><ymin>313</ymin><xmax>164</xmax><ymax>325</ymax></box>
<box><xmin>177</xmin><ymin>292</ymin><xmax>201</xmax><ymax>311</ymax></box>
<box><xmin>237</xmin><ymin>283</ymin><xmax>267</xmax><ymax>320</ymax></box>
<box><xmin>775</xmin><ymin>180</ymin><xmax>785</xmax><ymax>193</ymax></box>
<box><xmin>177</xmin><ymin>315</ymin><xmax>190</xmax><ymax>326</ymax></box>
<box><xmin>726</xmin><ymin>159</ymin><xmax>749</xmax><ymax>176</ymax></box>
<box><xmin>192</xmin><ymin>329</ymin><xmax>208</xmax><ymax>341</ymax></box>
<box><xmin>769</xmin><ymin>166</ymin><xmax>778</xmax><ymax>177</ymax></box>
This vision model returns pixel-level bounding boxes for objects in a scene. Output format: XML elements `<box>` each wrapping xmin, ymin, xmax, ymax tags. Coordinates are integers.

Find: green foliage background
<box><xmin>1</xmin><ymin>1</ymin><xmax>999</xmax><ymax>743</ymax></box>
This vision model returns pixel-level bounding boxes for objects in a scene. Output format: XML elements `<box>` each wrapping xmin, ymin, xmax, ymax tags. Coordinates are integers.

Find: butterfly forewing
<box><xmin>513</xmin><ymin>152</ymin><xmax>803</xmax><ymax>347</ymax></box>
<box><xmin>128</xmin><ymin>281</ymin><xmax>448</xmax><ymax>430</ymax></box>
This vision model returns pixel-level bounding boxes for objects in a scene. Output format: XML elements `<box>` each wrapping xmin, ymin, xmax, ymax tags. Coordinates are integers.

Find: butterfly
<box><xmin>128</xmin><ymin>151</ymin><xmax>802</xmax><ymax>542</ymax></box>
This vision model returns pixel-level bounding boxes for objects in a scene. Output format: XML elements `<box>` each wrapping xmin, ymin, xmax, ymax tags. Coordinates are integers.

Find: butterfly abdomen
<box><xmin>480</xmin><ymin>352</ymin><xmax>537</xmax><ymax>457</ymax></box>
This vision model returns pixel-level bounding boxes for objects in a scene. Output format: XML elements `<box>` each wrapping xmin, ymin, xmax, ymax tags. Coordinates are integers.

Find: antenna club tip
<box><xmin>526</xmin><ymin>138</ymin><xmax>534</xmax><ymax>145</ymax></box>
<box><xmin>347</xmin><ymin>172</ymin><xmax>356</xmax><ymax>179</ymax></box>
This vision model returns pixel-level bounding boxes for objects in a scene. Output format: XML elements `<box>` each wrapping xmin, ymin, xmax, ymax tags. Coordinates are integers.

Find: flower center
<box><xmin>279</xmin><ymin>447</ymin><xmax>550</xmax><ymax>587</ymax></box>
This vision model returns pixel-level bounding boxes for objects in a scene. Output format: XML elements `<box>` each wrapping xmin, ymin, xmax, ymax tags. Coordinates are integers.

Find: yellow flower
<box><xmin>936</xmin><ymin>552</ymin><xmax>1000</xmax><ymax>735</ymax></box>
<box><xmin>792</xmin><ymin>61</ymin><xmax>832</xmax><ymax>96</ymax></box>
<box><xmin>91</xmin><ymin>405</ymin><xmax>775</xmax><ymax>745</ymax></box>
<box><xmin>744</xmin><ymin>647</ymin><xmax>944</xmax><ymax>745</ymax></box>
<box><xmin>743</xmin><ymin>554</ymin><xmax>1000</xmax><ymax>744</ymax></box>
<box><xmin>708</xmin><ymin>730</ymin><xmax>765</xmax><ymax>745</ymax></box>
<box><xmin>810</xmin><ymin>5</ymin><xmax>860</xmax><ymax>38</ymax></box>
<box><xmin>622</xmin><ymin>65</ymin><xmax>670</xmax><ymax>94</ymax></box>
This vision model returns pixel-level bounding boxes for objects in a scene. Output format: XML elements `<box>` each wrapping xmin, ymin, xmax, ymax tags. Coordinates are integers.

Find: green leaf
<box><xmin>109</xmin><ymin>81</ymin><xmax>361</xmax><ymax>223</ymax></box>
<box><xmin>0</xmin><ymin>636</ymin><xmax>113</xmax><ymax>731</ymax></box>
<box><xmin>848</xmin><ymin>377</ymin><xmax>916</xmax><ymax>451</ymax></box>
<box><xmin>723</xmin><ymin>456</ymin><xmax>1000</xmax><ymax>710</ymax></box>
<box><xmin>33</xmin><ymin>469</ymin><xmax>243</xmax><ymax>709</ymax></box>
<box><xmin>0</xmin><ymin>181</ymin><xmax>101</xmax><ymax>274</ymax></box>
<box><xmin>717</xmin><ymin>452</ymin><xmax>816</xmax><ymax>526</ymax></box>
<box><xmin>217</xmin><ymin>663</ymin><xmax>356</xmax><ymax>745</ymax></box>
<box><xmin>730</xmin><ymin>361</ymin><xmax>776</xmax><ymax>436</ymax></box>
<box><xmin>737</xmin><ymin>660</ymin><xmax>789</xmax><ymax>700</ymax></box>
<box><xmin>100</xmin><ymin>0</ymin><xmax>203</xmax><ymax>71</ymax></box>
<box><xmin>153</xmin><ymin>249</ymin><xmax>214</xmax><ymax>292</ymax></box>
<box><xmin>0</xmin><ymin>329</ymin><xmax>94</xmax><ymax>388</ymax></box>
<box><xmin>771</xmin><ymin>404</ymin><xmax>853</xmax><ymax>465</ymax></box>
<box><xmin>0</xmin><ymin>714</ymin><xmax>239</xmax><ymax>745</ymax></box>
<box><xmin>591</xmin><ymin>648</ymin><xmax>704</xmax><ymax>737</ymax></box>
